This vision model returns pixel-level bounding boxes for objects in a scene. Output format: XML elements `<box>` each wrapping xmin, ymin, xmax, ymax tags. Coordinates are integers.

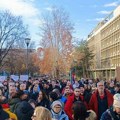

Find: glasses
<box><xmin>54</xmin><ymin>106</ymin><xmax>61</xmax><ymax>109</ymax></box>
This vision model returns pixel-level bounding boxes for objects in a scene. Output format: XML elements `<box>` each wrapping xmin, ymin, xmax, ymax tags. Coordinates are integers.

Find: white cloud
<box><xmin>0</xmin><ymin>0</ymin><xmax>42</xmax><ymax>46</ymax></box>
<box><xmin>45</xmin><ymin>7</ymin><xmax>53</xmax><ymax>11</ymax></box>
<box><xmin>97</xmin><ymin>10</ymin><xmax>111</xmax><ymax>15</ymax></box>
<box><xmin>86</xmin><ymin>18</ymin><xmax>104</xmax><ymax>22</ymax></box>
<box><xmin>104</xmin><ymin>1</ymin><xmax>119</xmax><ymax>7</ymax></box>
<box><xmin>0</xmin><ymin>0</ymin><xmax>39</xmax><ymax>17</ymax></box>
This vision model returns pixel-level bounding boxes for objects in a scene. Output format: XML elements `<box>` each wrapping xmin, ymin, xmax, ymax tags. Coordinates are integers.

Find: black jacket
<box><xmin>37</xmin><ymin>98</ymin><xmax>50</xmax><ymax>110</ymax></box>
<box><xmin>15</xmin><ymin>101</ymin><xmax>34</xmax><ymax>120</ymax></box>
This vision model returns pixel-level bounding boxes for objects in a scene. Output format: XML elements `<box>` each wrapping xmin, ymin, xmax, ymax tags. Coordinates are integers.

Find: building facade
<box><xmin>87</xmin><ymin>6</ymin><xmax>120</xmax><ymax>80</ymax></box>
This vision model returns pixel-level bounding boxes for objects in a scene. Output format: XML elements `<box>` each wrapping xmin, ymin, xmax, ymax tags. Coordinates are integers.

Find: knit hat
<box><xmin>113</xmin><ymin>93</ymin><xmax>120</xmax><ymax>108</ymax></box>
<box><xmin>51</xmin><ymin>100</ymin><xmax>62</xmax><ymax>109</ymax></box>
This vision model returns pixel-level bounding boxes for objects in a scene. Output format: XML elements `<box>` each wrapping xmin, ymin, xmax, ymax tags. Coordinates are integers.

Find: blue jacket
<box><xmin>51</xmin><ymin>109</ymin><xmax>69</xmax><ymax>120</ymax></box>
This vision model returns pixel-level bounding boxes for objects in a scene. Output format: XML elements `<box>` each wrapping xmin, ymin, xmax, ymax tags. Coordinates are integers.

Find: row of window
<box><xmin>101</xmin><ymin>15</ymin><xmax>120</xmax><ymax>39</ymax></box>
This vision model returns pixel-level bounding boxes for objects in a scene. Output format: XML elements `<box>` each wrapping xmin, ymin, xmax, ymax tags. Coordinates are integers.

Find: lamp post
<box><xmin>25</xmin><ymin>38</ymin><xmax>31</xmax><ymax>75</ymax></box>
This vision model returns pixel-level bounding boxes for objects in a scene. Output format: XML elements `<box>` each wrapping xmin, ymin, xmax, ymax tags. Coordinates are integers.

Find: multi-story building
<box><xmin>87</xmin><ymin>5</ymin><xmax>120</xmax><ymax>80</ymax></box>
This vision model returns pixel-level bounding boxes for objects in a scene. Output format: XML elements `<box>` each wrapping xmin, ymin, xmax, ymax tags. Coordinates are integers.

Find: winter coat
<box><xmin>100</xmin><ymin>106</ymin><xmax>120</xmax><ymax>120</ymax></box>
<box><xmin>0</xmin><ymin>105</ymin><xmax>9</xmax><ymax>120</ymax></box>
<box><xmin>64</xmin><ymin>93</ymin><xmax>88</xmax><ymax>120</ymax></box>
<box><xmin>15</xmin><ymin>101</ymin><xmax>34</xmax><ymax>120</ymax></box>
<box><xmin>51</xmin><ymin>109</ymin><xmax>69</xmax><ymax>120</ymax></box>
<box><xmin>89</xmin><ymin>89</ymin><xmax>113</xmax><ymax>120</ymax></box>
<box><xmin>9</xmin><ymin>98</ymin><xmax>21</xmax><ymax>113</ymax></box>
<box><xmin>37</xmin><ymin>98</ymin><xmax>50</xmax><ymax>110</ymax></box>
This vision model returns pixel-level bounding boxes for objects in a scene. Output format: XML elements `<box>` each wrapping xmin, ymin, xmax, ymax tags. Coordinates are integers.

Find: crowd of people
<box><xmin>0</xmin><ymin>77</ymin><xmax>120</xmax><ymax>120</ymax></box>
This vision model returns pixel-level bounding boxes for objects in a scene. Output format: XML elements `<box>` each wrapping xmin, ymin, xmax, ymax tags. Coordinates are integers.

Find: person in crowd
<box><xmin>62</xmin><ymin>84</ymin><xmax>73</xmax><ymax>94</ymax></box>
<box><xmin>42</xmin><ymin>82</ymin><xmax>52</xmax><ymax>96</ymax></box>
<box><xmin>0</xmin><ymin>104</ymin><xmax>10</xmax><ymax>120</ymax></box>
<box><xmin>66</xmin><ymin>80</ymin><xmax>73</xmax><ymax>90</ymax></box>
<box><xmin>30</xmin><ymin>84</ymin><xmax>39</xmax><ymax>101</ymax></box>
<box><xmin>62</xmin><ymin>85</ymin><xmax>73</xmax><ymax>101</ymax></box>
<box><xmin>31</xmin><ymin>106</ymin><xmax>52</xmax><ymax>120</ymax></box>
<box><xmin>114</xmin><ymin>84</ymin><xmax>120</xmax><ymax>94</ymax></box>
<box><xmin>100</xmin><ymin>93</ymin><xmax>120</xmax><ymax>120</ymax></box>
<box><xmin>73</xmin><ymin>80</ymin><xmax>79</xmax><ymax>89</ymax></box>
<box><xmin>37</xmin><ymin>90</ymin><xmax>50</xmax><ymax>109</ymax></box>
<box><xmin>0</xmin><ymin>91</ymin><xmax>18</xmax><ymax>120</ymax></box>
<box><xmin>51</xmin><ymin>80</ymin><xmax>61</xmax><ymax>91</ymax></box>
<box><xmin>52</xmin><ymin>88</ymin><xmax>67</xmax><ymax>104</ymax></box>
<box><xmin>49</xmin><ymin>91</ymin><xmax>58</xmax><ymax>105</ymax></box>
<box><xmin>9</xmin><ymin>90</ymin><xmax>29</xmax><ymax>113</ymax></box>
<box><xmin>79</xmin><ymin>84</ymin><xmax>91</xmax><ymax>105</ymax></box>
<box><xmin>89</xmin><ymin>81</ymin><xmax>113</xmax><ymax>120</ymax></box>
<box><xmin>19</xmin><ymin>83</ymin><xmax>26</xmax><ymax>91</ymax></box>
<box><xmin>108</xmin><ymin>82</ymin><xmax>115</xmax><ymax>95</ymax></box>
<box><xmin>64</xmin><ymin>86</ymin><xmax>88</xmax><ymax>120</ymax></box>
<box><xmin>91</xmin><ymin>83</ymin><xmax>97</xmax><ymax>94</ymax></box>
<box><xmin>51</xmin><ymin>100</ymin><xmax>69</xmax><ymax>120</ymax></box>
<box><xmin>72</xmin><ymin>101</ymin><xmax>97</xmax><ymax>120</ymax></box>
<box><xmin>26</xmin><ymin>77</ymin><xmax>32</xmax><ymax>90</ymax></box>
<box><xmin>15</xmin><ymin>100</ymin><xmax>35</xmax><ymax>120</ymax></box>
<box><xmin>84</xmin><ymin>83</ymin><xmax>92</xmax><ymax>95</ymax></box>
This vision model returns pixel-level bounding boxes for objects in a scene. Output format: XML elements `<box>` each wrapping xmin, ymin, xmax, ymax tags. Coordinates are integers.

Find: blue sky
<box><xmin>0</xmin><ymin>0</ymin><xmax>120</xmax><ymax>47</ymax></box>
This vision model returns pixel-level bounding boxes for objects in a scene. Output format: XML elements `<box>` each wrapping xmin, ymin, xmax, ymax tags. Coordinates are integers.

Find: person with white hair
<box><xmin>89</xmin><ymin>81</ymin><xmax>113</xmax><ymax>120</ymax></box>
<box><xmin>100</xmin><ymin>93</ymin><xmax>120</xmax><ymax>120</ymax></box>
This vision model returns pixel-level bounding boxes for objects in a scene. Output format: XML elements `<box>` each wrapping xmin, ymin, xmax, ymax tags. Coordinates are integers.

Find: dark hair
<box><xmin>72</xmin><ymin>101</ymin><xmax>87</xmax><ymax>120</ymax></box>
<box><xmin>39</xmin><ymin>90</ymin><xmax>48</xmax><ymax>99</ymax></box>
<box><xmin>28</xmin><ymin>99</ymin><xmax>37</xmax><ymax>106</ymax></box>
<box><xmin>49</xmin><ymin>91</ymin><xmax>58</xmax><ymax>101</ymax></box>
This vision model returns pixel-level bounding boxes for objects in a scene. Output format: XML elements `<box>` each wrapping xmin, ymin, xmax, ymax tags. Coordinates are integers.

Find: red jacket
<box><xmin>89</xmin><ymin>89</ymin><xmax>113</xmax><ymax>119</ymax></box>
<box><xmin>64</xmin><ymin>93</ymin><xmax>88</xmax><ymax>120</ymax></box>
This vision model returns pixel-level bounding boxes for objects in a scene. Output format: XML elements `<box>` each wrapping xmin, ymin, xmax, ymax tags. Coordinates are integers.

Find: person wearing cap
<box><xmin>100</xmin><ymin>93</ymin><xmax>120</xmax><ymax>120</ymax></box>
<box><xmin>51</xmin><ymin>100</ymin><xmax>69</xmax><ymax>120</ymax></box>
<box><xmin>64</xmin><ymin>86</ymin><xmax>88</xmax><ymax>120</ymax></box>
<box><xmin>89</xmin><ymin>81</ymin><xmax>113</xmax><ymax>120</ymax></box>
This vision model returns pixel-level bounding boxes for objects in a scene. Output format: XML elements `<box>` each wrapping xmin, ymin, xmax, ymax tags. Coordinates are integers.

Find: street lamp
<box><xmin>25</xmin><ymin>38</ymin><xmax>31</xmax><ymax>75</ymax></box>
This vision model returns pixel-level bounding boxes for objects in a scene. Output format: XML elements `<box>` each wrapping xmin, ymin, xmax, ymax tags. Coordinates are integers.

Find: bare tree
<box><xmin>0</xmin><ymin>11</ymin><xmax>28</xmax><ymax>69</ymax></box>
<box><xmin>39</xmin><ymin>7</ymin><xmax>74</xmax><ymax>78</ymax></box>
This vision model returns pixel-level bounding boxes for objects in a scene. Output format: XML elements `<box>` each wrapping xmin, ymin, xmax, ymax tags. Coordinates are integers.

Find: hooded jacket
<box><xmin>51</xmin><ymin>109</ymin><xmax>69</xmax><ymax>120</ymax></box>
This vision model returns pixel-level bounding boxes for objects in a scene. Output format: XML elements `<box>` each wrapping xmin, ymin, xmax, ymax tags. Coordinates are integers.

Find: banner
<box><xmin>0</xmin><ymin>76</ymin><xmax>7</xmax><ymax>82</ymax></box>
<box><xmin>20</xmin><ymin>75</ymin><xmax>28</xmax><ymax>81</ymax></box>
<box><xmin>10</xmin><ymin>75</ymin><xmax>19</xmax><ymax>81</ymax></box>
